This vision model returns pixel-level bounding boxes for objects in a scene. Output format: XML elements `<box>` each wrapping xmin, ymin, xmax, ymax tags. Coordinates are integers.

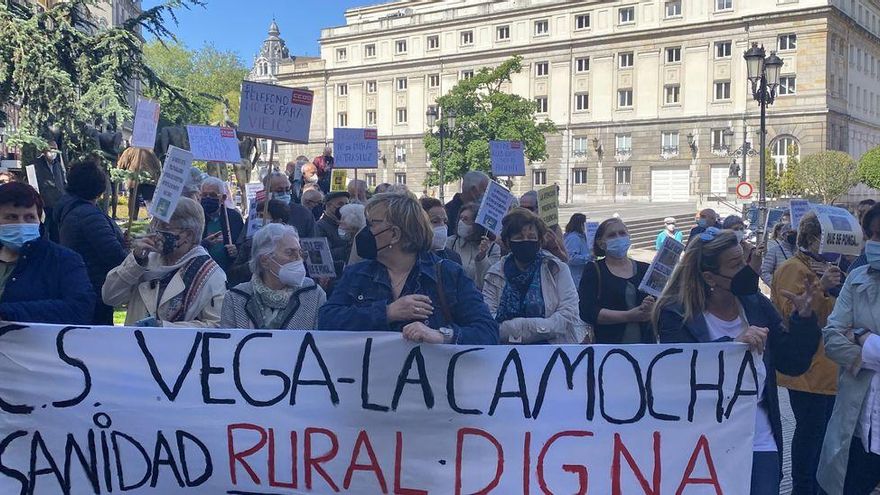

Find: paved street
<box><xmin>558</xmin><ymin>201</ymin><xmax>697</xmax><ymax>223</ymax></box>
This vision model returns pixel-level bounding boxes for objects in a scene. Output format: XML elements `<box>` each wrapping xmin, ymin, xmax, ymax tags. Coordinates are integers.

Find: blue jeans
<box><xmin>751</xmin><ymin>451</ymin><xmax>780</xmax><ymax>495</ymax></box>
<box><xmin>788</xmin><ymin>390</ymin><xmax>835</xmax><ymax>495</ymax></box>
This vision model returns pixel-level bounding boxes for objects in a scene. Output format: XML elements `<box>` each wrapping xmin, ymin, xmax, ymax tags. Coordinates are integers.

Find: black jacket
<box><xmin>315</xmin><ymin>214</ymin><xmax>352</xmax><ymax>274</ymax></box>
<box><xmin>32</xmin><ymin>155</ymin><xmax>66</xmax><ymax>208</ymax></box>
<box><xmin>201</xmin><ymin>207</ymin><xmax>244</xmax><ymax>248</ymax></box>
<box><xmin>445</xmin><ymin>193</ymin><xmax>464</xmax><ymax>236</ymax></box>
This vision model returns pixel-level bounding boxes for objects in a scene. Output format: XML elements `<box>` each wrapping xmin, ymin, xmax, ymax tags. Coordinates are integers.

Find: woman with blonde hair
<box><xmin>116</xmin><ymin>147</ymin><xmax>162</xmax><ymax>223</ymax></box>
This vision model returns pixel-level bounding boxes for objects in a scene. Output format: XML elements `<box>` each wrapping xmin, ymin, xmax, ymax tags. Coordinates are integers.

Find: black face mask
<box><xmin>355</xmin><ymin>226</ymin><xmax>393</xmax><ymax>260</ymax></box>
<box><xmin>719</xmin><ymin>266</ymin><xmax>759</xmax><ymax>296</ymax></box>
<box><xmin>509</xmin><ymin>240</ymin><xmax>540</xmax><ymax>264</ymax></box>
<box><xmin>785</xmin><ymin>232</ymin><xmax>797</xmax><ymax>245</ymax></box>
<box><xmin>330</xmin><ymin>207</ymin><xmax>342</xmax><ymax>221</ymax></box>
<box><xmin>311</xmin><ymin>204</ymin><xmax>324</xmax><ymax>221</ymax></box>
<box><xmin>200</xmin><ymin>197</ymin><xmax>220</xmax><ymax>215</ymax></box>
<box><xmin>157</xmin><ymin>231</ymin><xmax>181</xmax><ymax>257</ymax></box>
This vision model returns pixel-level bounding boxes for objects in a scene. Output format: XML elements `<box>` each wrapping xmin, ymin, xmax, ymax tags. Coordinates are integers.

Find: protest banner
<box><xmin>131</xmin><ymin>99</ymin><xmax>160</xmax><ymax>150</ymax></box>
<box><xmin>476</xmin><ymin>180</ymin><xmax>515</xmax><ymax>237</ymax></box>
<box><xmin>537</xmin><ymin>184</ymin><xmax>559</xmax><ymax>227</ymax></box>
<box><xmin>301</xmin><ymin>237</ymin><xmax>337</xmax><ymax>279</ymax></box>
<box><xmin>789</xmin><ymin>199</ymin><xmax>811</xmax><ymax>231</ymax></box>
<box><xmin>489</xmin><ymin>140</ymin><xmax>526</xmax><ymax>177</ymax></box>
<box><xmin>333</xmin><ymin>128</ymin><xmax>378</xmax><ymax>169</ymax></box>
<box><xmin>639</xmin><ymin>235</ymin><xmax>686</xmax><ymax>298</ymax></box>
<box><xmin>812</xmin><ymin>204</ymin><xmax>864</xmax><ymax>257</ymax></box>
<box><xmin>148</xmin><ymin>146</ymin><xmax>193</xmax><ymax>223</ymax></box>
<box><xmin>330</xmin><ymin>169</ymin><xmax>348</xmax><ymax>192</ymax></box>
<box><xmin>186</xmin><ymin>125</ymin><xmax>241</xmax><ymax>163</ymax></box>
<box><xmin>762</xmin><ymin>207</ymin><xmax>788</xmax><ymax>243</ymax></box>
<box><xmin>0</xmin><ymin>323</ymin><xmax>759</xmax><ymax>494</ymax></box>
<box><xmin>239</xmin><ymin>80</ymin><xmax>314</xmax><ymax>143</ymax></box>
<box><xmin>586</xmin><ymin>221</ymin><xmax>600</xmax><ymax>253</ymax></box>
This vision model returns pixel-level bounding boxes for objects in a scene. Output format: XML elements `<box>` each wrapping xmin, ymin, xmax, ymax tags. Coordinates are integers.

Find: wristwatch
<box><xmin>853</xmin><ymin>328</ymin><xmax>871</xmax><ymax>345</ymax></box>
<box><xmin>438</xmin><ymin>327</ymin><xmax>455</xmax><ymax>344</ymax></box>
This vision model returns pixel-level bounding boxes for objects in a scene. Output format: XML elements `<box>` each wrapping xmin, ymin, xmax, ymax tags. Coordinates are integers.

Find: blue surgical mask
<box><xmin>0</xmin><ymin>223</ymin><xmax>41</xmax><ymax>252</ymax></box>
<box><xmin>865</xmin><ymin>240</ymin><xmax>880</xmax><ymax>270</ymax></box>
<box><xmin>605</xmin><ymin>235</ymin><xmax>631</xmax><ymax>258</ymax></box>
<box><xmin>697</xmin><ymin>218</ymin><xmax>708</xmax><ymax>229</ymax></box>
<box><xmin>273</xmin><ymin>192</ymin><xmax>292</xmax><ymax>203</ymax></box>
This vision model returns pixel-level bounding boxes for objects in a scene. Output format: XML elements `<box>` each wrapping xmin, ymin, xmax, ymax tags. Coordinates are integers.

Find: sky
<box><xmin>143</xmin><ymin>0</ymin><xmax>369</xmax><ymax>62</ymax></box>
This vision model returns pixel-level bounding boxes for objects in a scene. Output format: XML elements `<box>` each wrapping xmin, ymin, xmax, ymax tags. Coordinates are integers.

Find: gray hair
<box><xmin>157</xmin><ymin>196</ymin><xmax>204</xmax><ymax>242</ymax></box>
<box><xmin>462</xmin><ymin>171</ymin><xmax>489</xmax><ymax>191</ymax></box>
<box><xmin>200</xmin><ymin>176</ymin><xmax>226</xmax><ymax>194</ymax></box>
<box><xmin>249</xmin><ymin>223</ymin><xmax>300</xmax><ymax>279</ymax></box>
<box><xmin>520</xmin><ymin>190</ymin><xmax>538</xmax><ymax>203</ymax></box>
<box><xmin>339</xmin><ymin>203</ymin><xmax>366</xmax><ymax>230</ymax></box>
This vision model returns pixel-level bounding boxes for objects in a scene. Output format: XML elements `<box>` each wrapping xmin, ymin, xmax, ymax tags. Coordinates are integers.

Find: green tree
<box><xmin>424</xmin><ymin>56</ymin><xmax>557</xmax><ymax>185</ymax></box>
<box><xmin>778</xmin><ymin>145</ymin><xmax>803</xmax><ymax>197</ymax></box>
<box><xmin>763</xmin><ymin>148</ymin><xmax>782</xmax><ymax>198</ymax></box>
<box><xmin>791</xmin><ymin>150</ymin><xmax>860</xmax><ymax>204</ymax></box>
<box><xmin>859</xmin><ymin>145</ymin><xmax>880</xmax><ymax>190</ymax></box>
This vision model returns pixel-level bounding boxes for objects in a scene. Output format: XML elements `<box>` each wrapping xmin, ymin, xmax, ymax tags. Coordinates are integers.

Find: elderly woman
<box><xmin>102</xmin><ymin>197</ymin><xmax>227</xmax><ymax>327</ymax></box>
<box><xmin>228</xmin><ymin>199</ymin><xmax>290</xmax><ymax>286</ymax></box>
<box><xmin>318</xmin><ymin>191</ymin><xmax>498</xmax><ymax>345</ymax></box>
<box><xmin>761</xmin><ymin>221</ymin><xmax>796</xmax><ymax>286</ymax></box>
<box><xmin>483</xmin><ymin>209</ymin><xmax>582</xmax><ymax>344</ymax></box>
<box><xmin>221</xmin><ymin>224</ymin><xmax>325</xmax><ymax>329</ymax></box>
<box><xmin>446</xmin><ymin>202</ymin><xmax>501</xmax><ymax>289</ymax></box>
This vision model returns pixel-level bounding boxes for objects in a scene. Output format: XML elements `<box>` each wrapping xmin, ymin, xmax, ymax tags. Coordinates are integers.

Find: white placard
<box><xmin>186</xmin><ymin>125</ymin><xmax>241</xmax><ymax>163</ymax></box>
<box><xmin>489</xmin><ymin>140</ymin><xmax>526</xmax><ymax>177</ymax></box>
<box><xmin>639</xmin><ymin>235</ymin><xmax>686</xmax><ymax>298</ymax></box>
<box><xmin>24</xmin><ymin>165</ymin><xmax>39</xmax><ymax>194</ymax></box>
<box><xmin>475</xmin><ymin>181</ymin><xmax>515</xmax><ymax>237</ymax></box>
<box><xmin>301</xmin><ymin>236</ymin><xmax>337</xmax><ymax>279</ymax></box>
<box><xmin>789</xmin><ymin>199</ymin><xmax>811</xmax><ymax>231</ymax></box>
<box><xmin>333</xmin><ymin>128</ymin><xmax>378</xmax><ymax>169</ymax></box>
<box><xmin>148</xmin><ymin>145</ymin><xmax>193</xmax><ymax>223</ymax></box>
<box><xmin>586</xmin><ymin>221</ymin><xmax>600</xmax><ymax>253</ymax></box>
<box><xmin>0</xmin><ymin>323</ymin><xmax>759</xmax><ymax>494</ymax></box>
<box><xmin>131</xmin><ymin>98</ymin><xmax>160</xmax><ymax>150</ymax></box>
<box><xmin>239</xmin><ymin>80</ymin><xmax>314</xmax><ymax>143</ymax></box>
<box><xmin>812</xmin><ymin>204</ymin><xmax>864</xmax><ymax>257</ymax></box>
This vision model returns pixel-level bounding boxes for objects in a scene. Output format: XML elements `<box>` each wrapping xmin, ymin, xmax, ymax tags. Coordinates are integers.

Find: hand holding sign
<box><xmin>737</xmin><ymin>325</ymin><xmax>769</xmax><ymax>353</ymax></box>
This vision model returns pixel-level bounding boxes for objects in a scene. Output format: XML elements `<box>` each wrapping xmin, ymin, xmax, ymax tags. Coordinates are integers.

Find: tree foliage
<box><xmin>791</xmin><ymin>150</ymin><xmax>859</xmax><ymax>204</ymax></box>
<box><xmin>423</xmin><ymin>56</ymin><xmax>557</xmax><ymax>185</ymax></box>
<box><xmin>859</xmin><ymin>145</ymin><xmax>880</xmax><ymax>191</ymax></box>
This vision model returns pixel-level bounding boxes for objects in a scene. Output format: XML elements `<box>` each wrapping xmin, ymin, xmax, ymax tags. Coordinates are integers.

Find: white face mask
<box><xmin>272</xmin><ymin>258</ymin><xmax>307</xmax><ymax>287</ymax></box>
<box><xmin>457</xmin><ymin>221</ymin><xmax>473</xmax><ymax>238</ymax></box>
<box><xmin>45</xmin><ymin>151</ymin><xmax>58</xmax><ymax>161</ymax></box>
<box><xmin>305</xmin><ymin>174</ymin><xmax>319</xmax><ymax>184</ymax></box>
<box><xmin>666</xmin><ymin>224</ymin><xmax>676</xmax><ymax>232</ymax></box>
<box><xmin>432</xmin><ymin>226</ymin><xmax>448</xmax><ymax>251</ymax></box>
<box><xmin>735</xmin><ymin>230</ymin><xmax>745</xmax><ymax>243</ymax></box>
<box><xmin>338</xmin><ymin>228</ymin><xmax>350</xmax><ymax>240</ymax></box>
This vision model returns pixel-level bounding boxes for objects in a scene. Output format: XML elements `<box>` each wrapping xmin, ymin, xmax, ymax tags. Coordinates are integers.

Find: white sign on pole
<box><xmin>812</xmin><ymin>204</ymin><xmax>864</xmax><ymax>257</ymax></box>
<box><xmin>148</xmin><ymin>145</ymin><xmax>193</xmax><ymax>223</ymax></box>
<box><xmin>489</xmin><ymin>140</ymin><xmax>526</xmax><ymax>177</ymax></box>
<box><xmin>24</xmin><ymin>165</ymin><xmax>39</xmax><ymax>194</ymax></box>
<box><xmin>333</xmin><ymin>128</ymin><xmax>378</xmax><ymax>169</ymax></box>
<box><xmin>239</xmin><ymin>80</ymin><xmax>314</xmax><ymax>143</ymax></box>
<box><xmin>301</xmin><ymin>236</ymin><xmax>337</xmax><ymax>279</ymax></box>
<box><xmin>0</xmin><ymin>323</ymin><xmax>760</xmax><ymax>494</ymax></box>
<box><xmin>186</xmin><ymin>125</ymin><xmax>241</xmax><ymax>163</ymax></box>
<box><xmin>639</xmin><ymin>235</ymin><xmax>686</xmax><ymax>298</ymax></box>
<box><xmin>475</xmin><ymin>181</ymin><xmax>515</xmax><ymax>237</ymax></box>
<box><xmin>789</xmin><ymin>199</ymin><xmax>811</xmax><ymax>231</ymax></box>
<box><xmin>130</xmin><ymin>98</ymin><xmax>160</xmax><ymax>150</ymax></box>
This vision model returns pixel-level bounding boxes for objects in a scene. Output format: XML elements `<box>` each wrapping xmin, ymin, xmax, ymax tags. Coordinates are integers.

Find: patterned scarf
<box><xmin>495</xmin><ymin>255</ymin><xmax>545</xmax><ymax>324</ymax></box>
<box><xmin>252</xmin><ymin>275</ymin><xmax>294</xmax><ymax>309</ymax></box>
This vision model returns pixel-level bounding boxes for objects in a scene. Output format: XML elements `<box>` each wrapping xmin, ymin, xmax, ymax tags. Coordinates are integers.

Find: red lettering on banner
<box><xmin>227</xmin><ymin>423</ymin><xmax>267</xmax><ymax>485</ymax></box>
<box><xmin>394</xmin><ymin>431</ymin><xmax>427</xmax><ymax>495</ymax></box>
<box><xmin>304</xmin><ymin>427</ymin><xmax>340</xmax><ymax>492</ymax></box>
<box><xmin>523</xmin><ymin>432</ymin><xmax>531</xmax><ymax>494</ymax></box>
<box><xmin>537</xmin><ymin>430</ymin><xmax>592</xmax><ymax>495</ymax></box>
<box><xmin>612</xmin><ymin>431</ymin><xmax>661</xmax><ymax>495</ymax></box>
<box><xmin>675</xmin><ymin>435</ymin><xmax>722</xmax><ymax>495</ymax></box>
<box><xmin>511</xmin><ymin>141</ymin><xmax>522</xmax><ymax>149</ymax></box>
<box><xmin>343</xmin><ymin>430</ymin><xmax>388</xmax><ymax>493</ymax></box>
<box><xmin>220</xmin><ymin>127</ymin><xmax>235</xmax><ymax>138</ymax></box>
<box><xmin>455</xmin><ymin>427</ymin><xmax>504</xmax><ymax>495</ymax></box>
<box><xmin>292</xmin><ymin>89</ymin><xmax>314</xmax><ymax>106</ymax></box>
<box><xmin>365</xmin><ymin>129</ymin><xmax>378</xmax><ymax>140</ymax></box>
<box><xmin>268</xmin><ymin>428</ymin><xmax>297</xmax><ymax>489</ymax></box>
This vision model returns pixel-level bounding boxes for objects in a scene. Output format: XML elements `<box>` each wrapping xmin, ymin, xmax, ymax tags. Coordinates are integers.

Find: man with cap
<box><xmin>315</xmin><ymin>190</ymin><xmax>352</xmax><ymax>275</ymax></box>
<box><xmin>655</xmin><ymin>216</ymin><xmax>683</xmax><ymax>251</ymax></box>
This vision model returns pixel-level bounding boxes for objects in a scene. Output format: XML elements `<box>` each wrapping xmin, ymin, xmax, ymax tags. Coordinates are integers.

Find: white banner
<box><xmin>186</xmin><ymin>125</ymin><xmax>241</xmax><ymax>163</ymax></box>
<box><xmin>131</xmin><ymin>99</ymin><xmax>160</xmax><ymax>150</ymax></box>
<box><xmin>489</xmin><ymin>140</ymin><xmax>526</xmax><ymax>177</ymax></box>
<box><xmin>0</xmin><ymin>323</ymin><xmax>760</xmax><ymax>494</ymax></box>
<box><xmin>239</xmin><ymin>81</ymin><xmax>313</xmax><ymax>143</ymax></box>
<box><xmin>333</xmin><ymin>128</ymin><xmax>378</xmax><ymax>169</ymax></box>
<box><xmin>148</xmin><ymin>146</ymin><xmax>193</xmax><ymax>223</ymax></box>
<box><xmin>813</xmin><ymin>204</ymin><xmax>864</xmax><ymax>257</ymax></box>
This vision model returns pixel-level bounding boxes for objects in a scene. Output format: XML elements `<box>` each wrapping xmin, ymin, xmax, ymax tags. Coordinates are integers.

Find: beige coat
<box><xmin>446</xmin><ymin>235</ymin><xmax>501</xmax><ymax>290</ymax></box>
<box><xmin>102</xmin><ymin>247</ymin><xmax>226</xmax><ymax>328</ymax></box>
<box><xmin>482</xmin><ymin>253</ymin><xmax>584</xmax><ymax>344</ymax></box>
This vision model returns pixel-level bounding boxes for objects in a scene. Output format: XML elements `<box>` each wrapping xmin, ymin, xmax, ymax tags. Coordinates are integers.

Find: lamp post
<box><xmin>743</xmin><ymin>42</ymin><xmax>783</xmax><ymax>233</ymax></box>
<box><xmin>426</xmin><ymin>105</ymin><xmax>457</xmax><ymax>203</ymax></box>
<box><xmin>723</xmin><ymin>123</ymin><xmax>758</xmax><ymax>183</ymax></box>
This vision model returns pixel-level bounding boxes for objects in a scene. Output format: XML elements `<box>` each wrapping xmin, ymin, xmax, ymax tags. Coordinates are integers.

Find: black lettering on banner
<box><xmin>111</xmin><ymin>431</ymin><xmax>151</xmax><ymax>490</ymax></box>
<box><xmin>233</xmin><ymin>332</ymin><xmax>291</xmax><ymax>407</ymax></box>
<box><xmin>0</xmin><ymin>324</ymin><xmax>34</xmax><ymax>414</ymax></box>
<box><xmin>201</xmin><ymin>332</ymin><xmax>235</xmax><ymax>405</ymax></box>
<box><xmin>488</xmin><ymin>349</ymin><xmax>531</xmax><ymax>418</ymax></box>
<box><xmin>150</xmin><ymin>432</ymin><xmax>184</xmax><ymax>488</ymax></box>
<box><xmin>531</xmin><ymin>347</ymin><xmax>595</xmax><ymax>420</ymax></box>
<box><xmin>725</xmin><ymin>351</ymin><xmax>759</xmax><ymax>419</ymax></box>
<box><xmin>29</xmin><ymin>431</ymin><xmax>65</xmax><ymax>492</ymax></box>
<box><xmin>53</xmin><ymin>327</ymin><xmax>91</xmax><ymax>409</ymax></box>
<box><xmin>646</xmin><ymin>348</ymin><xmax>684</xmax><ymax>421</ymax></box>
<box><xmin>391</xmin><ymin>347</ymin><xmax>435</xmax><ymax>411</ymax></box>
<box><xmin>360</xmin><ymin>338</ymin><xmax>389</xmax><ymax>412</ymax></box>
<box><xmin>175</xmin><ymin>431</ymin><xmax>212</xmax><ymax>486</ymax></box>
<box><xmin>63</xmin><ymin>431</ymin><xmax>99</xmax><ymax>494</ymax></box>
<box><xmin>0</xmin><ymin>431</ymin><xmax>28</xmax><ymax>495</ymax></box>
<box><xmin>135</xmin><ymin>330</ymin><xmax>202</xmax><ymax>401</ymax></box>
<box><xmin>688</xmin><ymin>350</ymin><xmax>725</xmax><ymax>423</ymax></box>
<box><xmin>290</xmin><ymin>332</ymin><xmax>339</xmax><ymax>406</ymax></box>
<box><xmin>446</xmin><ymin>348</ymin><xmax>484</xmax><ymax>415</ymax></box>
<box><xmin>598</xmin><ymin>349</ymin><xmax>647</xmax><ymax>425</ymax></box>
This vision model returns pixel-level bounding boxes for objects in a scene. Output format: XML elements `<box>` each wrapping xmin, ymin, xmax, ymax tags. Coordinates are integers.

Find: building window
<box><xmin>771</xmin><ymin>136</ymin><xmax>799</xmax><ymax>173</ymax></box>
<box><xmin>715</xmin><ymin>0</ymin><xmax>733</xmax><ymax>11</ymax></box>
<box><xmin>428</xmin><ymin>74</ymin><xmax>440</xmax><ymax>88</ymax></box>
<box><xmin>535</xmin><ymin>61</ymin><xmax>549</xmax><ymax>77</ymax></box>
<box><xmin>366</xmin><ymin>173</ymin><xmax>377</xmax><ymax>188</ymax></box>
<box><xmin>535</xmin><ymin>96</ymin><xmax>549</xmax><ymax>113</ymax></box>
<box><xmin>572</xmin><ymin>136</ymin><xmax>589</xmax><ymax>157</ymax></box>
<box><xmin>575</xmin><ymin>92</ymin><xmax>590</xmax><ymax>111</ymax></box>
<box><xmin>619</xmin><ymin>52</ymin><xmax>634</xmax><ymax>68</ymax></box>
<box><xmin>394</xmin><ymin>145</ymin><xmax>407</xmax><ymax>163</ymax></box>
<box><xmin>616</xmin><ymin>134</ymin><xmax>632</xmax><ymax>154</ymax></box>
<box><xmin>777</xmin><ymin>33</ymin><xmax>797</xmax><ymax>51</ymax></box>
<box><xmin>461</xmin><ymin>70</ymin><xmax>474</xmax><ymax>80</ymax></box>
<box><xmin>395</xmin><ymin>173</ymin><xmax>407</xmax><ymax>185</ymax></box>
<box><xmin>533</xmin><ymin>169</ymin><xmax>547</xmax><ymax>186</ymax></box>
<box><xmin>714</xmin><ymin>81</ymin><xmax>731</xmax><ymax>100</ymax></box>
<box><xmin>615</xmin><ymin>166</ymin><xmax>632</xmax><ymax>185</ymax></box>
<box><xmin>715</xmin><ymin>41</ymin><xmax>732</xmax><ymax>58</ymax></box>
<box><xmin>337</xmin><ymin>112</ymin><xmax>348</xmax><ymax>127</ymax></box>
<box><xmin>427</xmin><ymin>35</ymin><xmax>440</xmax><ymax>50</ymax></box>
<box><xmin>336</xmin><ymin>48</ymin><xmax>347</xmax><ymax>61</ymax></box>
<box><xmin>395</xmin><ymin>39</ymin><xmax>407</xmax><ymax>54</ymax></box>
<box><xmin>666</xmin><ymin>47</ymin><xmax>681</xmax><ymax>63</ymax></box>
<box><xmin>618</xmin><ymin>89</ymin><xmax>634</xmax><ymax>108</ymax></box>
<box><xmin>711</xmin><ymin>128</ymin><xmax>731</xmax><ymax>151</ymax></box>
<box><xmin>337</xmin><ymin>83</ymin><xmax>348</xmax><ymax>96</ymax></box>
<box><xmin>460</xmin><ymin>30</ymin><xmax>474</xmax><ymax>46</ymax></box>
<box><xmin>575</xmin><ymin>14</ymin><xmax>591</xmax><ymax>30</ymax></box>
<box><xmin>661</xmin><ymin>131</ymin><xmax>680</xmax><ymax>153</ymax></box>
<box><xmin>364</xmin><ymin>44</ymin><xmax>376</xmax><ymax>58</ymax></box>
<box><xmin>396</xmin><ymin>78</ymin><xmax>407</xmax><ymax>91</ymax></box>
<box><xmin>396</xmin><ymin>108</ymin><xmax>408</xmax><ymax>124</ymax></box>
<box><xmin>573</xmin><ymin>168</ymin><xmax>588</xmax><ymax>184</ymax></box>
<box><xmin>366</xmin><ymin>110</ymin><xmax>377</xmax><ymax>127</ymax></box>
<box><xmin>534</xmin><ymin>19</ymin><xmax>549</xmax><ymax>36</ymax></box>
<box><xmin>497</xmin><ymin>25</ymin><xmax>510</xmax><ymax>40</ymax></box>
<box><xmin>366</xmin><ymin>80</ymin><xmax>377</xmax><ymax>94</ymax></box>
<box><xmin>619</xmin><ymin>6</ymin><xmax>635</xmax><ymax>24</ymax></box>
<box><xmin>778</xmin><ymin>75</ymin><xmax>797</xmax><ymax>95</ymax></box>
<box><xmin>665</xmin><ymin>0</ymin><xmax>682</xmax><ymax>18</ymax></box>
<box><xmin>664</xmin><ymin>84</ymin><xmax>681</xmax><ymax>104</ymax></box>
<box><xmin>576</xmin><ymin>57</ymin><xmax>590</xmax><ymax>73</ymax></box>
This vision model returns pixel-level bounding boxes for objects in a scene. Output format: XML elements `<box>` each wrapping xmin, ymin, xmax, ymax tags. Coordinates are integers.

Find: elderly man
<box><xmin>348</xmin><ymin>179</ymin><xmax>368</xmax><ymax>204</ymax></box>
<box><xmin>519</xmin><ymin>190</ymin><xmax>568</xmax><ymax>262</ymax></box>
<box><xmin>315</xmin><ymin>191</ymin><xmax>352</xmax><ymax>274</ymax></box>
<box><xmin>687</xmin><ymin>208</ymin><xmax>720</xmax><ymax>246</ymax></box>
<box><xmin>445</xmin><ymin>171</ymin><xmax>489</xmax><ymax>236</ymax></box>
<box><xmin>301</xmin><ymin>188</ymin><xmax>324</xmax><ymax>221</ymax></box>
<box><xmin>261</xmin><ymin>172</ymin><xmax>317</xmax><ymax>239</ymax></box>
<box><xmin>199</xmin><ymin>177</ymin><xmax>244</xmax><ymax>271</ymax></box>
<box><xmin>313</xmin><ymin>146</ymin><xmax>334</xmax><ymax>194</ymax></box>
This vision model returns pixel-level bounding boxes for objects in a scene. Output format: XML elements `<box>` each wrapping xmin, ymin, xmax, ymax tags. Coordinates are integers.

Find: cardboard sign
<box><xmin>586</xmin><ymin>221</ymin><xmax>600</xmax><ymax>253</ymax></box>
<box><xmin>239</xmin><ymin>80</ymin><xmax>314</xmax><ymax>143</ymax></box>
<box><xmin>639</xmin><ymin>235</ymin><xmax>686</xmax><ymax>298</ymax></box>
<box><xmin>148</xmin><ymin>145</ymin><xmax>193</xmax><ymax>223</ymax></box>
<box><xmin>537</xmin><ymin>184</ymin><xmax>559</xmax><ymax>227</ymax></box>
<box><xmin>301</xmin><ymin>237</ymin><xmax>337</xmax><ymax>279</ymax></box>
<box><xmin>812</xmin><ymin>204</ymin><xmax>864</xmax><ymax>257</ymax></box>
<box><xmin>186</xmin><ymin>125</ymin><xmax>241</xmax><ymax>163</ymax></box>
<box><xmin>789</xmin><ymin>199</ymin><xmax>811</xmax><ymax>230</ymax></box>
<box><xmin>0</xmin><ymin>323</ymin><xmax>760</xmax><ymax>494</ymax></box>
<box><xmin>330</xmin><ymin>169</ymin><xmax>348</xmax><ymax>192</ymax></box>
<box><xmin>489</xmin><ymin>140</ymin><xmax>526</xmax><ymax>176</ymax></box>
<box><xmin>476</xmin><ymin>180</ymin><xmax>515</xmax><ymax>237</ymax></box>
<box><xmin>131</xmin><ymin>98</ymin><xmax>160</xmax><ymax>150</ymax></box>
<box><xmin>333</xmin><ymin>128</ymin><xmax>378</xmax><ymax>169</ymax></box>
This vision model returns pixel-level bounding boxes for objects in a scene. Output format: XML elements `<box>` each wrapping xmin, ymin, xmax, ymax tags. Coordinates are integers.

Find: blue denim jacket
<box><xmin>318</xmin><ymin>251</ymin><xmax>499</xmax><ymax>345</ymax></box>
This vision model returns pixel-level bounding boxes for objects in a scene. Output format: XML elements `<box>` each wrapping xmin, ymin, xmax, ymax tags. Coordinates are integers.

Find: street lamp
<box><xmin>743</xmin><ymin>42</ymin><xmax>783</xmax><ymax>235</ymax></box>
<box><xmin>426</xmin><ymin>105</ymin><xmax>457</xmax><ymax>203</ymax></box>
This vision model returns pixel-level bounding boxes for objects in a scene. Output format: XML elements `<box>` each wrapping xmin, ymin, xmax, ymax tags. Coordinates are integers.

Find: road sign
<box><xmin>736</xmin><ymin>181</ymin><xmax>754</xmax><ymax>199</ymax></box>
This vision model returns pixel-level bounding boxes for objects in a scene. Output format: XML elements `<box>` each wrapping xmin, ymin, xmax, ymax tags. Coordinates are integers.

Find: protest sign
<box><xmin>239</xmin><ymin>80</ymin><xmax>314</xmax><ymax>143</ymax></box>
<box><xmin>148</xmin><ymin>146</ymin><xmax>193</xmax><ymax>223</ymax></box>
<box><xmin>489</xmin><ymin>140</ymin><xmax>526</xmax><ymax>176</ymax></box>
<box><xmin>586</xmin><ymin>221</ymin><xmax>600</xmax><ymax>253</ymax></box>
<box><xmin>186</xmin><ymin>125</ymin><xmax>241</xmax><ymax>163</ymax></box>
<box><xmin>0</xmin><ymin>323</ymin><xmax>759</xmax><ymax>494</ymax></box>
<box><xmin>131</xmin><ymin>98</ymin><xmax>160</xmax><ymax>150</ymax></box>
<box><xmin>301</xmin><ymin>237</ymin><xmax>337</xmax><ymax>279</ymax></box>
<box><xmin>476</xmin><ymin>180</ymin><xmax>515</xmax><ymax>237</ymax></box>
<box><xmin>24</xmin><ymin>165</ymin><xmax>39</xmax><ymax>194</ymax></box>
<box><xmin>762</xmin><ymin>207</ymin><xmax>788</xmax><ymax>243</ymax></box>
<box><xmin>245</xmin><ymin>183</ymin><xmax>263</xmax><ymax>210</ymax></box>
<box><xmin>330</xmin><ymin>169</ymin><xmax>348</xmax><ymax>192</ymax></box>
<box><xmin>812</xmin><ymin>204</ymin><xmax>864</xmax><ymax>257</ymax></box>
<box><xmin>640</xmin><ymin>235</ymin><xmax>686</xmax><ymax>298</ymax></box>
<box><xmin>789</xmin><ymin>199</ymin><xmax>811</xmax><ymax>230</ymax></box>
<box><xmin>333</xmin><ymin>128</ymin><xmax>378</xmax><ymax>169</ymax></box>
<box><xmin>537</xmin><ymin>184</ymin><xmax>559</xmax><ymax>227</ymax></box>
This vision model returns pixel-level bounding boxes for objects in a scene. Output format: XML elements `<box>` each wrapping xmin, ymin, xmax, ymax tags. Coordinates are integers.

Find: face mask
<box><xmin>604</xmin><ymin>236</ymin><xmax>631</xmax><ymax>258</ymax></box>
<box><xmin>338</xmin><ymin>228</ymin><xmax>350</xmax><ymax>240</ymax></box>
<box><xmin>156</xmin><ymin>231</ymin><xmax>181</xmax><ymax>257</ymax></box>
<box><xmin>509</xmin><ymin>239</ymin><xmax>540</xmax><ymax>264</ymax></box>
<box><xmin>734</xmin><ymin>230</ymin><xmax>745</xmax><ymax>243</ymax></box>
<box><xmin>0</xmin><ymin>223</ymin><xmax>41</xmax><ymax>251</ymax></box>
<box><xmin>272</xmin><ymin>258</ymin><xmax>307</xmax><ymax>287</ymax></box>
<box><xmin>666</xmin><ymin>224</ymin><xmax>676</xmax><ymax>232</ymax></box>
<box><xmin>457</xmin><ymin>221</ymin><xmax>473</xmax><ymax>238</ymax></box>
<box><xmin>785</xmin><ymin>232</ymin><xmax>797</xmax><ymax>245</ymax></box>
<box><xmin>865</xmin><ymin>240</ymin><xmax>880</xmax><ymax>270</ymax></box>
<box><xmin>200</xmin><ymin>197</ymin><xmax>220</xmax><ymax>214</ymax></box>
<box><xmin>355</xmin><ymin>226</ymin><xmax>393</xmax><ymax>260</ymax></box>
<box><xmin>311</xmin><ymin>205</ymin><xmax>324</xmax><ymax>221</ymax></box>
<box><xmin>330</xmin><ymin>207</ymin><xmax>342</xmax><ymax>221</ymax></box>
<box><xmin>431</xmin><ymin>226</ymin><xmax>448</xmax><ymax>251</ymax></box>
<box><xmin>45</xmin><ymin>151</ymin><xmax>58</xmax><ymax>162</ymax></box>
<box><xmin>720</xmin><ymin>266</ymin><xmax>760</xmax><ymax>296</ymax></box>
<box><xmin>305</xmin><ymin>175</ymin><xmax>319</xmax><ymax>184</ymax></box>
<box><xmin>273</xmin><ymin>192</ymin><xmax>292</xmax><ymax>204</ymax></box>
<box><xmin>697</xmin><ymin>218</ymin><xmax>708</xmax><ymax>229</ymax></box>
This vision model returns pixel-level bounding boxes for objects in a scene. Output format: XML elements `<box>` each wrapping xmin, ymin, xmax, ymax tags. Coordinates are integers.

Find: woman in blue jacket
<box><xmin>318</xmin><ymin>190</ymin><xmax>498</xmax><ymax>345</ymax></box>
